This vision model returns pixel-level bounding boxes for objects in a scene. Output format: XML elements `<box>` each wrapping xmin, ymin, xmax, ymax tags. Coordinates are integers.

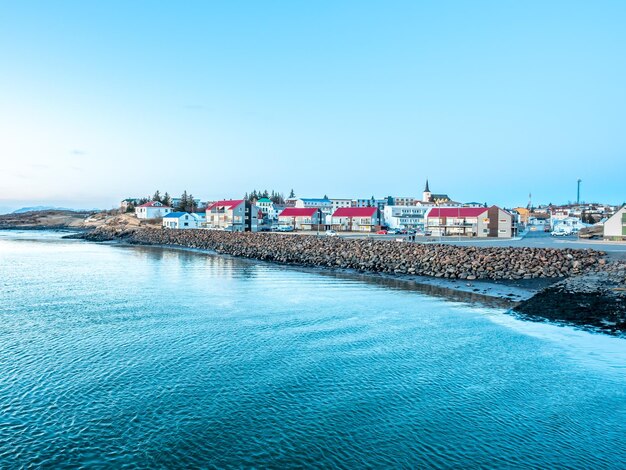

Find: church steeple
<box><xmin>423</xmin><ymin>179</ymin><xmax>432</xmax><ymax>203</ymax></box>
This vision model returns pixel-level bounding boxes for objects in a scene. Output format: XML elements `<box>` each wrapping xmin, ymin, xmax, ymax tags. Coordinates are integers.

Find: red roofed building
<box><xmin>331</xmin><ymin>207</ymin><xmax>382</xmax><ymax>232</ymax></box>
<box><xmin>278</xmin><ymin>207</ymin><xmax>323</xmax><ymax>230</ymax></box>
<box><xmin>425</xmin><ymin>206</ymin><xmax>512</xmax><ymax>238</ymax></box>
<box><xmin>206</xmin><ymin>199</ymin><xmax>259</xmax><ymax>231</ymax></box>
<box><xmin>135</xmin><ymin>201</ymin><xmax>172</xmax><ymax>219</ymax></box>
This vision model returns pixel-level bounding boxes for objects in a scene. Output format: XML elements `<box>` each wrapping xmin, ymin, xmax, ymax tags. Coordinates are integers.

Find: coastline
<box><xmin>2</xmin><ymin>223</ymin><xmax>624</xmax><ymax>336</ymax></box>
<box><xmin>92</xmin><ymin>237</ymin><xmax>626</xmax><ymax>336</ymax></box>
<box><xmin>108</xmin><ymin>239</ymin><xmax>553</xmax><ymax>306</ymax></box>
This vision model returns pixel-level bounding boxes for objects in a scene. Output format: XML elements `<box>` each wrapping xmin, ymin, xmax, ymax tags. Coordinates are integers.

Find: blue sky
<box><xmin>1</xmin><ymin>0</ymin><xmax>625</xmax><ymax>211</ymax></box>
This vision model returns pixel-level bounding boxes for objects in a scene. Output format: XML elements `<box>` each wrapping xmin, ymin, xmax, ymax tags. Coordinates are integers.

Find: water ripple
<box><xmin>0</xmin><ymin>232</ymin><xmax>625</xmax><ymax>468</ymax></box>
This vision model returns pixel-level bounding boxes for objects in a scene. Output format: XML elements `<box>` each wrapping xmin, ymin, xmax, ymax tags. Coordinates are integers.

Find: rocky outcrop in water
<box><xmin>78</xmin><ymin>227</ymin><xmax>608</xmax><ymax>281</ymax></box>
<box><xmin>513</xmin><ymin>267</ymin><xmax>626</xmax><ymax>335</ymax></box>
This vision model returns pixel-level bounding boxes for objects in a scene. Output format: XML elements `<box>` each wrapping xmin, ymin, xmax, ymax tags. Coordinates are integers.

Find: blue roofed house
<box><xmin>162</xmin><ymin>212</ymin><xmax>203</xmax><ymax>229</ymax></box>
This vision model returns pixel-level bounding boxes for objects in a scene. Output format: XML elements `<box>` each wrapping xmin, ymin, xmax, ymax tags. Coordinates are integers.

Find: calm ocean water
<box><xmin>1</xmin><ymin>231</ymin><xmax>625</xmax><ymax>468</ymax></box>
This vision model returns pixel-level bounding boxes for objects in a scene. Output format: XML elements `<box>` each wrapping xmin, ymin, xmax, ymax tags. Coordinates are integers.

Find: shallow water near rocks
<box><xmin>1</xmin><ymin>231</ymin><xmax>625</xmax><ymax>468</ymax></box>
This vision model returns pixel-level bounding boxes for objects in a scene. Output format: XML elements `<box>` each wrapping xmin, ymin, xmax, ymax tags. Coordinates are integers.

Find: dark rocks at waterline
<box><xmin>65</xmin><ymin>228</ymin><xmax>136</xmax><ymax>242</ymax></box>
<box><xmin>513</xmin><ymin>271</ymin><xmax>626</xmax><ymax>335</ymax></box>
<box><xmin>76</xmin><ymin>227</ymin><xmax>610</xmax><ymax>281</ymax></box>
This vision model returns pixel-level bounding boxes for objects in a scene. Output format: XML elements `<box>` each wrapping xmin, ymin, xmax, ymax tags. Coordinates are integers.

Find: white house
<box><xmin>552</xmin><ymin>216</ymin><xmax>587</xmax><ymax>233</ymax></box>
<box><xmin>603</xmin><ymin>205</ymin><xmax>626</xmax><ymax>240</ymax></box>
<box><xmin>256</xmin><ymin>197</ymin><xmax>277</xmax><ymax>220</ymax></box>
<box><xmin>383</xmin><ymin>205</ymin><xmax>429</xmax><ymax>230</ymax></box>
<box><xmin>162</xmin><ymin>212</ymin><xmax>202</xmax><ymax>229</ymax></box>
<box><xmin>135</xmin><ymin>201</ymin><xmax>172</xmax><ymax>219</ymax></box>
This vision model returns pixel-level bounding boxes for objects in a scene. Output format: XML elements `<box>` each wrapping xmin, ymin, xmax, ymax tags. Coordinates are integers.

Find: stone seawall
<box><xmin>81</xmin><ymin>227</ymin><xmax>606</xmax><ymax>281</ymax></box>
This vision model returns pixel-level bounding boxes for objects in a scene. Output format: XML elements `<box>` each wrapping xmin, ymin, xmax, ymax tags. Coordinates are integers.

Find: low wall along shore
<box><xmin>86</xmin><ymin>227</ymin><xmax>610</xmax><ymax>281</ymax></box>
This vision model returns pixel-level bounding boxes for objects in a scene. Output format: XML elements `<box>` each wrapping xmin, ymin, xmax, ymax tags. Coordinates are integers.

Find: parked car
<box><xmin>376</xmin><ymin>229</ymin><xmax>388</xmax><ymax>235</ymax></box>
<box><xmin>387</xmin><ymin>229</ymin><xmax>399</xmax><ymax>235</ymax></box>
<box><xmin>325</xmin><ymin>230</ymin><xmax>337</xmax><ymax>237</ymax></box>
<box><xmin>276</xmin><ymin>225</ymin><xmax>294</xmax><ymax>232</ymax></box>
<box><xmin>551</xmin><ymin>229</ymin><xmax>570</xmax><ymax>237</ymax></box>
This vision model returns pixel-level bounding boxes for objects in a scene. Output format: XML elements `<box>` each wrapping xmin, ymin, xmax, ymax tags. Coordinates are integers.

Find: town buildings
<box><xmin>352</xmin><ymin>198</ymin><xmax>387</xmax><ymax>211</ymax></box>
<box><xmin>422</xmin><ymin>179</ymin><xmax>452</xmax><ymax>204</ymax></box>
<box><xmin>162</xmin><ymin>212</ymin><xmax>203</xmax><ymax>229</ymax></box>
<box><xmin>330</xmin><ymin>198</ymin><xmax>353</xmax><ymax>211</ymax></box>
<box><xmin>278</xmin><ymin>207</ymin><xmax>323</xmax><ymax>230</ymax></box>
<box><xmin>552</xmin><ymin>216</ymin><xmax>587</xmax><ymax>233</ymax></box>
<box><xmin>331</xmin><ymin>207</ymin><xmax>382</xmax><ymax>232</ymax></box>
<box><xmin>255</xmin><ymin>197</ymin><xmax>277</xmax><ymax>220</ymax></box>
<box><xmin>391</xmin><ymin>196</ymin><xmax>419</xmax><ymax>206</ymax></box>
<box><xmin>135</xmin><ymin>201</ymin><xmax>172</xmax><ymax>219</ymax></box>
<box><xmin>426</xmin><ymin>206</ymin><xmax>513</xmax><ymax>238</ymax></box>
<box><xmin>206</xmin><ymin>199</ymin><xmax>259</xmax><ymax>231</ymax></box>
<box><xmin>383</xmin><ymin>205</ymin><xmax>429</xmax><ymax>230</ymax></box>
<box><xmin>603</xmin><ymin>206</ymin><xmax>626</xmax><ymax>240</ymax></box>
<box><xmin>294</xmin><ymin>198</ymin><xmax>334</xmax><ymax>224</ymax></box>
<box><xmin>121</xmin><ymin>198</ymin><xmax>143</xmax><ymax>212</ymax></box>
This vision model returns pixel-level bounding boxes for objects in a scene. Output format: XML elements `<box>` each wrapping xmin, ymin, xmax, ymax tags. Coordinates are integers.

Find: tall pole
<box><xmin>577</xmin><ymin>179</ymin><xmax>582</xmax><ymax>204</ymax></box>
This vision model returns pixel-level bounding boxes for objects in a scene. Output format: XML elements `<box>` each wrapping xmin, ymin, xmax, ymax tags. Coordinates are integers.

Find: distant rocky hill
<box><xmin>12</xmin><ymin>206</ymin><xmax>100</xmax><ymax>214</ymax></box>
<box><xmin>0</xmin><ymin>209</ymin><xmax>97</xmax><ymax>229</ymax></box>
<box><xmin>0</xmin><ymin>209</ymin><xmax>157</xmax><ymax>230</ymax></box>
<box><xmin>13</xmin><ymin>206</ymin><xmax>72</xmax><ymax>214</ymax></box>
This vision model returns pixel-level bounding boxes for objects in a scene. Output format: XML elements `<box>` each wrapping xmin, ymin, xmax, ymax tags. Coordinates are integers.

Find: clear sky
<box><xmin>1</xmin><ymin>0</ymin><xmax>625</xmax><ymax>212</ymax></box>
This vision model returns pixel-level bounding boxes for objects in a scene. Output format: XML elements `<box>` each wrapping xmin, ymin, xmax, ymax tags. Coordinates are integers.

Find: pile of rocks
<box><xmin>82</xmin><ymin>227</ymin><xmax>607</xmax><ymax>281</ymax></box>
<box><xmin>513</xmin><ymin>269</ymin><xmax>626</xmax><ymax>334</ymax></box>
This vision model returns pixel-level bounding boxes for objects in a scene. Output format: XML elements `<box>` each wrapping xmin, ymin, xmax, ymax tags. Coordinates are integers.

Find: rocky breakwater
<box><xmin>514</xmin><ymin>260</ymin><xmax>626</xmax><ymax>335</ymax></box>
<box><xmin>81</xmin><ymin>226</ymin><xmax>604</xmax><ymax>281</ymax></box>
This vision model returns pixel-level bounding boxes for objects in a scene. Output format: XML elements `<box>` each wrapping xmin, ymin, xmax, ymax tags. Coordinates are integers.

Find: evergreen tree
<box><xmin>138</xmin><ymin>197</ymin><xmax>150</xmax><ymax>205</ymax></box>
<box><xmin>262</xmin><ymin>189</ymin><xmax>269</xmax><ymax>199</ymax></box>
<box><xmin>289</xmin><ymin>189</ymin><xmax>295</xmax><ymax>198</ymax></box>
<box><xmin>271</xmin><ymin>192</ymin><xmax>284</xmax><ymax>204</ymax></box>
<box><xmin>162</xmin><ymin>192</ymin><xmax>172</xmax><ymax>207</ymax></box>
<box><xmin>323</xmin><ymin>194</ymin><xmax>328</xmax><ymax>199</ymax></box>
<box><xmin>153</xmin><ymin>190</ymin><xmax>162</xmax><ymax>203</ymax></box>
<box><xmin>187</xmin><ymin>194</ymin><xmax>197</xmax><ymax>212</ymax></box>
<box><xmin>177</xmin><ymin>191</ymin><xmax>189</xmax><ymax>211</ymax></box>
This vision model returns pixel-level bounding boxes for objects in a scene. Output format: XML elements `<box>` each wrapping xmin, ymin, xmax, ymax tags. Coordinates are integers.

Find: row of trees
<box><xmin>244</xmin><ymin>189</ymin><xmax>295</xmax><ymax>205</ymax></box>
<box><xmin>125</xmin><ymin>190</ymin><xmax>198</xmax><ymax>213</ymax></box>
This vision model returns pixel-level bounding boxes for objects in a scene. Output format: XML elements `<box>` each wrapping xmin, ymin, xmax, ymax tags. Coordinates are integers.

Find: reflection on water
<box><xmin>1</xmin><ymin>231</ymin><xmax>625</xmax><ymax>468</ymax></box>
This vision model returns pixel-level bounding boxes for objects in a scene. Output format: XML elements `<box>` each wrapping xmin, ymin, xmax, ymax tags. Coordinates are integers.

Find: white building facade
<box><xmin>162</xmin><ymin>212</ymin><xmax>202</xmax><ymax>229</ymax></box>
<box><xmin>135</xmin><ymin>201</ymin><xmax>172</xmax><ymax>219</ymax></box>
<box><xmin>383</xmin><ymin>205</ymin><xmax>429</xmax><ymax>230</ymax></box>
<box><xmin>603</xmin><ymin>206</ymin><xmax>626</xmax><ymax>240</ymax></box>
